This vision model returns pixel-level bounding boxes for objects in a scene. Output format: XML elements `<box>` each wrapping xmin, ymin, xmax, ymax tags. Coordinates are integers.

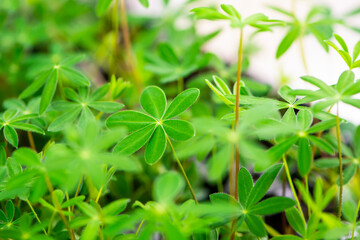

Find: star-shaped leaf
<box><xmin>106</xmin><ymin>86</ymin><xmax>199</xmax><ymax>165</ymax></box>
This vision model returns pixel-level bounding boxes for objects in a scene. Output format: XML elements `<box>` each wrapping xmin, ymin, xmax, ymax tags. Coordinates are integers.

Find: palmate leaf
<box><xmin>285</xmin><ymin>207</ymin><xmax>306</xmax><ymax>236</ymax></box>
<box><xmin>39</xmin><ymin>69</ymin><xmax>58</xmax><ymax>114</ymax></box>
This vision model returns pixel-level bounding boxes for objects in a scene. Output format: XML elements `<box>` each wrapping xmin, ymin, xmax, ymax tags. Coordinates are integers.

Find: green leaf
<box><xmin>285</xmin><ymin>207</ymin><xmax>306</xmax><ymax>236</ymax></box>
<box><xmin>62</xmin><ymin>66</ymin><xmax>90</xmax><ymax>87</ymax></box>
<box><xmin>144</xmin><ymin>126</ymin><xmax>166</xmax><ymax>165</ymax></box>
<box><xmin>19</xmin><ymin>70</ymin><xmax>52</xmax><ymax>99</ymax></box>
<box><xmin>279</xmin><ymin>85</ymin><xmax>296</xmax><ymax>104</ymax></box>
<box><xmin>238</xmin><ymin>167</ymin><xmax>253</xmax><ymax>207</ymax></box>
<box><xmin>245</xmin><ymin>214</ymin><xmax>267</xmax><ymax>237</ymax></box>
<box><xmin>300</xmin><ymin>75</ymin><xmax>336</xmax><ymax>95</ymax></box>
<box><xmin>242</xmin><ymin>13</ymin><xmax>268</xmax><ymax>26</ymax></box>
<box><xmin>338</xmin><ymin>50</ymin><xmax>352</xmax><ymax>68</ymax></box>
<box><xmin>220</xmin><ymin>4</ymin><xmax>241</xmax><ymax>20</ymax></box>
<box><xmin>341</xmin><ymin>98</ymin><xmax>360</xmax><ymax>108</ymax></box>
<box><xmin>5</xmin><ymin>201</ymin><xmax>14</xmax><ymax>222</ymax></box>
<box><xmin>89</xmin><ymin>83</ymin><xmax>110</xmax><ymax>102</ymax></box>
<box><xmin>246</xmin><ymin>164</ymin><xmax>282</xmax><ymax>207</ymax></box>
<box><xmin>48</xmin><ymin>107</ymin><xmax>82</xmax><ymax>132</ymax></box>
<box><xmin>308</xmin><ymin>135</ymin><xmax>334</xmax><ymax>154</ymax></box>
<box><xmin>11</xmin><ymin>123</ymin><xmax>44</xmax><ymax>135</ymax></box>
<box><xmin>88</xmin><ymin>102</ymin><xmax>124</xmax><ymax>113</ymax></box>
<box><xmin>213</xmin><ymin>75</ymin><xmax>232</xmax><ymax>95</ymax></box>
<box><xmin>272</xmin><ymin>235</ymin><xmax>303</xmax><ymax>240</ymax></box>
<box><xmin>114</xmin><ymin>124</ymin><xmax>156</xmax><ymax>155</ymax></box>
<box><xmin>64</xmin><ymin>88</ymin><xmax>81</xmax><ymax>102</ymax></box>
<box><xmin>158</xmin><ymin>43</ymin><xmax>178</xmax><ymax>65</ymax></box>
<box><xmin>61</xmin><ymin>196</ymin><xmax>85</xmax><ymax>208</ymax></box>
<box><xmin>307</xmin><ymin>119</ymin><xmax>336</xmax><ymax>134</ymax></box>
<box><xmin>297</xmin><ymin>109</ymin><xmax>313</xmax><ymax>130</ymax></box>
<box><xmin>205</xmin><ymin>79</ymin><xmax>233</xmax><ymax>106</ymax></box>
<box><xmin>191</xmin><ymin>7</ymin><xmax>228</xmax><ymax>20</ymax></box>
<box><xmin>138</xmin><ymin>0</ymin><xmax>149</xmax><ymax>8</ymax></box>
<box><xmin>314</xmin><ymin>158</ymin><xmax>343</xmax><ymax>168</ymax></box>
<box><xmin>140</xmin><ymin>86</ymin><xmax>167</xmax><ymax>119</ymax></box>
<box><xmin>80</xmin><ymin>221</ymin><xmax>99</xmax><ymax>240</ymax></box>
<box><xmin>209</xmin><ymin>192</ymin><xmax>240</xmax><ymax>207</ymax></box>
<box><xmin>298</xmin><ymin>137</ymin><xmax>312</xmax><ymax>176</ymax></box>
<box><xmin>276</xmin><ymin>27</ymin><xmax>300</xmax><ymax>58</ymax></box>
<box><xmin>334</xmin><ymin>34</ymin><xmax>349</xmax><ymax>53</ymax></box>
<box><xmin>12</xmin><ymin>148</ymin><xmax>40</xmax><ymax>166</ymax></box>
<box><xmin>39</xmin><ymin>70</ymin><xmax>58</xmax><ymax>114</ymax></box>
<box><xmin>354</xmin><ymin>125</ymin><xmax>360</xmax><ymax>157</ymax></box>
<box><xmin>163</xmin><ymin>88</ymin><xmax>200</xmax><ymax>119</ymax></box>
<box><xmin>154</xmin><ymin>171</ymin><xmax>185</xmax><ymax>203</ymax></box>
<box><xmin>336</xmin><ymin>70</ymin><xmax>354</xmax><ymax>93</ymax></box>
<box><xmin>106</xmin><ymin>110</ymin><xmax>156</xmax><ymax>132</ymax></box>
<box><xmin>249</xmin><ymin>197</ymin><xmax>296</xmax><ymax>215</ymax></box>
<box><xmin>353</xmin><ymin>40</ymin><xmax>360</xmax><ymax>60</ymax></box>
<box><xmin>4</xmin><ymin>125</ymin><xmax>18</xmax><ymax>148</ymax></box>
<box><xmin>336</xmin><ymin>164</ymin><xmax>356</xmax><ymax>185</ymax></box>
<box><xmin>268</xmin><ymin>136</ymin><xmax>298</xmax><ymax>164</ymax></box>
<box><xmin>102</xmin><ymin>198</ymin><xmax>130</xmax><ymax>216</ymax></box>
<box><xmin>162</xmin><ymin>119</ymin><xmax>195</xmax><ymax>141</ymax></box>
<box><xmin>96</xmin><ymin>0</ymin><xmax>113</xmax><ymax>16</ymax></box>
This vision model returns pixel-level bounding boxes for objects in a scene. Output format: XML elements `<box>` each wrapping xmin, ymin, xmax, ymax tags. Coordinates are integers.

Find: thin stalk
<box><xmin>95</xmin><ymin>186</ymin><xmax>104</xmax><ymax>203</ymax></box>
<box><xmin>27</xmin><ymin>200</ymin><xmax>48</xmax><ymax>235</ymax></box>
<box><xmin>44</xmin><ymin>174</ymin><xmax>75</xmax><ymax>240</ymax></box>
<box><xmin>119</xmin><ymin>0</ymin><xmax>143</xmax><ymax>92</ymax></box>
<box><xmin>177</xmin><ymin>77</ymin><xmax>184</xmax><ymax>93</ymax></box>
<box><xmin>136</xmin><ymin>219</ymin><xmax>145</xmax><ymax>235</ymax></box>
<box><xmin>71</xmin><ymin>178</ymin><xmax>82</xmax><ymax>212</ymax></box>
<box><xmin>282</xmin><ymin>155</ymin><xmax>305</xmax><ymax>220</ymax></box>
<box><xmin>298</xmin><ymin>28</ymin><xmax>309</xmax><ymax>75</ymax></box>
<box><xmin>233</xmin><ymin>28</ymin><xmax>244</xmax><ymax>200</ymax></box>
<box><xmin>27</xmin><ymin>131</ymin><xmax>36</xmax><ymax>151</ymax></box>
<box><xmin>336</xmin><ymin>103</ymin><xmax>343</xmax><ymax>218</ymax></box>
<box><xmin>352</xmin><ymin>199</ymin><xmax>360</xmax><ymax>239</ymax></box>
<box><xmin>166</xmin><ymin>135</ymin><xmax>198</xmax><ymax>204</ymax></box>
<box><xmin>111</xmin><ymin>0</ymin><xmax>119</xmax><ymax>75</ymax></box>
<box><xmin>47</xmin><ymin>212</ymin><xmax>56</xmax><ymax>235</ymax></box>
<box><xmin>229</xmin><ymin>141</ymin><xmax>235</xmax><ymax>197</ymax></box>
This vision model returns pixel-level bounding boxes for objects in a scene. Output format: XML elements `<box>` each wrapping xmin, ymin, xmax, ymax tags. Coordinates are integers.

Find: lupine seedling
<box><xmin>106</xmin><ymin>86</ymin><xmax>200</xmax><ymax>202</ymax></box>
<box><xmin>2</xmin><ymin>1</ymin><xmax>360</xmax><ymax>239</ymax></box>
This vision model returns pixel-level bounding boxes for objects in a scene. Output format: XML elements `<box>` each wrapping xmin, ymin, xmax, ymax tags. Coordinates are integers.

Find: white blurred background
<box><xmin>128</xmin><ymin>0</ymin><xmax>360</xmax><ymax>123</ymax></box>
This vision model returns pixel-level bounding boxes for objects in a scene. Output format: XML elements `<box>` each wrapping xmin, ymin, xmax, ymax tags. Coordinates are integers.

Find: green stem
<box><xmin>111</xmin><ymin>0</ymin><xmax>119</xmax><ymax>75</ymax></box>
<box><xmin>298</xmin><ymin>28</ymin><xmax>309</xmax><ymax>75</ymax></box>
<box><xmin>48</xmin><ymin>211</ymin><xmax>56</xmax><ymax>235</ymax></box>
<box><xmin>166</xmin><ymin>135</ymin><xmax>198</xmax><ymax>204</ymax></box>
<box><xmin>336</xmin><ymin>103</ymin><xmax>343</xmax><ymax>218</ymax></box>
<box><xmin>282</xmin><ymin>155</ymin><xmax>305</xmax><ymax>221</ymax></box>
<box><xmin>177</xmin><ymin>77</ymin><xmax>184</xmax><ymax>93</ymax></box>
<box><xmin>44</xmin><ymin>174</ymin><xmax>75</xmax><ymax>240</ymax></box>
<box><xmin>233</xmin><ymin>28</ymin><xmax>244</xmax><ymax>200</ymax></box>
<box><xmin>27</xmin><ymin>131</ymin><xmax>36</xmax><ymax>151</ymax></box>
<box><xmin>119</xmin><ymin>0</ymin><xmax>143</xmax><ymax>92</ymax></box>
<box><xmin>27</xmin><ymin>200</ymin><xmax>48</xmax><ymax>235</ymax></box>
<box><xmin>136</xmin><ymin>219</ymin><xmax>145</xmax><ymax>235</ymax></box>
<box><xmin>352</xmin><ymin>199</ymin><xmax>360</xmax><ymax>240</ymax></box>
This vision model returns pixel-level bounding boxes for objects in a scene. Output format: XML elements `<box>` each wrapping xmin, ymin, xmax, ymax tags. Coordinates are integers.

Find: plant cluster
<box><xmin>1</xmin><ymin>0</ymin><xmax>360</xmax><ymax>239</ymax></box>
